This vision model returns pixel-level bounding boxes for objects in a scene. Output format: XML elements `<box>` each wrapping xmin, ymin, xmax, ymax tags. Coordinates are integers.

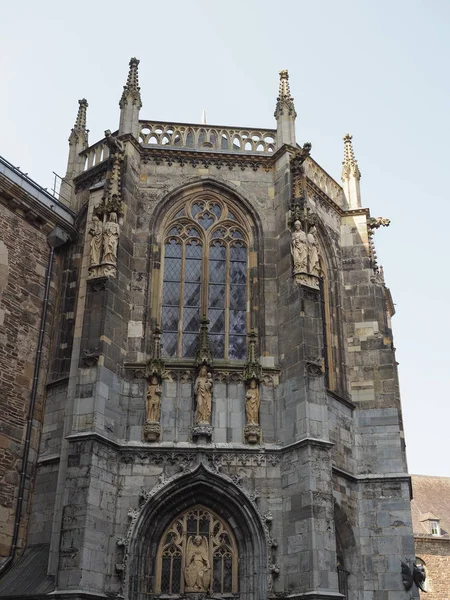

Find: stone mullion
<box><xmin>225</xmin><ymin>242</ymin><xmax>230</xmax><ymax>359</ymax></box>
<box><xmin>177</xmin><ymin>242</ymin><xmax>186</xmax><ymax>358</ymax></box>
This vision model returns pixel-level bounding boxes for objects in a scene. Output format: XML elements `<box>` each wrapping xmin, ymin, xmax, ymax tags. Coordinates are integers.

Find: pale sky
<box><xmin>1</xmin><ymin>1</ymin><xmax>449</xmax><ymax>476</ymax></box>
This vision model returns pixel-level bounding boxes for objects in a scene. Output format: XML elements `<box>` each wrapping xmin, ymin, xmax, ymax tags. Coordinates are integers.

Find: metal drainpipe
<box><xmin>0</xmin><ymin>226</ymin><xmax>69</xmax><ymax>578</ymax></box>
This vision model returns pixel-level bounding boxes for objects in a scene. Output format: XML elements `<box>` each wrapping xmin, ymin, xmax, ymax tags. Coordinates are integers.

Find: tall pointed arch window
<box><xmin>156</xmin><ymin>505</ymin><xmax>238</xmax><ymax>596</ymax></box>
<box><xmin>161</xmin><ymin>196</ymin><xmax>249</xmax><ymax>360</ymax></box>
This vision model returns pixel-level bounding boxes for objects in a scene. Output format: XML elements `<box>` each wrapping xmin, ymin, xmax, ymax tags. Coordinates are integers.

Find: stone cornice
<box><xmin>282</xmin><ymin>438</ymin><xmax>334</xmax><ymax>453</ymax></box>
<box><xmin>414</xmin><ymin>534</ymin><xmax>450</xmax><ymax>542</ymax></box>
<box><xmin>326</xmin><ymin>389</ymin><xmax>356</xmax><ymax>411</ymax></box>
<box><xmin>62</xmin><ymin>431</ymin><xmax>334</xmax><ymax>456</ymax></box>
<box><xmin>285</xmin><ymin>590</ymin><xmax>345</xmax><ymax>600</ymax></box>
<box><xmin>333</xmin><ymin>466</ymin><xmax>412</xmax><ymax>496</ymax></box>
<box><xmin>73</xmin><ymin>138</ymin><xmax>371</xmax><ymax>225</ymax></box>
<box><xmin>141</xmin><ymin>146</ymin><xmax>273</xmax><ymax>172</ymax></box>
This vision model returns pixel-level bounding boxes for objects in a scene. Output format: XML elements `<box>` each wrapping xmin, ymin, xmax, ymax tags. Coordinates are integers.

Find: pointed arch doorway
<box><xmin>125</xmin><ymin>465</ymin><xmax>268</xmax><ymax>600</ymax></box>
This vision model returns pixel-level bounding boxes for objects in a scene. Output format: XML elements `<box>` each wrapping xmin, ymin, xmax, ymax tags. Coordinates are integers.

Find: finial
<box><xmin>274</xmin><ymin>69</ymin><xmax>297</xmax><ymax>118</ymax></box>
<box><xmin>195</xmin><ymin>316</ymin><xmax>213</xmax><ymax>367</ymax></box>
<box><xmin>75</xmin><ymin>98</ymin><xmax>88</xmax><ymax>130</ymax></box>
<box><xmin>69</xmin><ymin>98</ymin><xmax>89</xmax><ymax>146</ymax></box>
<box><xmin>119</xmin><ymin>57</ymin><xmax>142</xmax><ymax>109</ymax></box>
<box><xmin>341</xmin><ymin>133</ymin><xmax>361</xmax><ymax>180</ymax></box>
<box><xmin>202</xmin><ymin>109</ymin><xmax>207</xmax><ymax>125</ymax></box>
<box><xmin>243</xmin><ymin>329</ymin><xmax>262</xmax><ymax>383</ymax></box>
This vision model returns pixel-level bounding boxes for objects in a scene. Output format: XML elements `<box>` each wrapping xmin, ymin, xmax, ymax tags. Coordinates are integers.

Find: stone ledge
<box><xmin>326</xmin><ymin>389</ymin><xmax>356</xmax><ymax>411</ymax></box>
<box><xmin>333</xmin><ymin>465</ymin><xmax>411</xmax><ymax>488</ymax></box>
<box><xmin>284</xmin><ymin>591</ymin><xmax>345</xmax><ymax>600</ymax></box>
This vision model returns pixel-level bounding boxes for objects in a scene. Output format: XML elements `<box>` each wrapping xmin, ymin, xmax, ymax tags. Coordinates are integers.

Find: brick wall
<box><xmin>416</xmin><ymin>537</ymin><xmax>450</xmax><ymax>600</ymax></box>
<box><xmin>0</xmin><ymin>201</ymin><xmax>57</xmax><ymax>559</ymax></box>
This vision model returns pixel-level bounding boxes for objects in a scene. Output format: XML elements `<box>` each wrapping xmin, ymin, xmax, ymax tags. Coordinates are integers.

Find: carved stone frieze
<box><xmin>229</xmin><ymin>371</ymin><xmax>244</xmax><ymax>383</ymax></box>
<box><xmin>142</xmin><ymin>149</ymin><xmax>272</xmax><ymax>173</ymax></box>
<box><xmin>119</xmin><ymin>449</ymin><xmax>281</xmax><ymax>469</ymax></box>
<box><xmin>180</xmin><ymin>370</ymin><xmax>193</xmax><ymax>382</ymax></box>
<box><xmin>205</xmin><ymin>452</ymin><xmax>280</xmax><ymax>468</ymax></box>
<box><xmin>119</xmin><ymin>450</ymin><xmax>196</xmax><ymax>468</ymax></box>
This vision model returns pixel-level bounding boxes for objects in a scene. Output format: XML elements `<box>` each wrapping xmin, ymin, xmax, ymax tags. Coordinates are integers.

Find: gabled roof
<box><xmin>411</xmin><ymin>475</ymin><xmax>450</xmax><ymax>538</ymax></box>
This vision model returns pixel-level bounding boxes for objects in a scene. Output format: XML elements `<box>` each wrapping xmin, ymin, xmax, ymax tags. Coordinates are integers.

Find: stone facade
<box><xmin>411</xmin><ymin>475</ymin><xmax>450</xmax><ymax>599</ymax></box>
<box><xmin>0</xmin><ymin>61</ymin><xmax>420</xmax><ymax>600</ymax></box>
<box><xmin>0</xmin><ymin>157</ymin><xmax>75</xmax><ymax>566</ymax></box>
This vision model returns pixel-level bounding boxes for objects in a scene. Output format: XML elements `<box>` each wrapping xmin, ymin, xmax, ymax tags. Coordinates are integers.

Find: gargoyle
<box><xmin>401</xmin><ymin>560</ymin><xmax>427</xmax><ymax>592</ymax></box>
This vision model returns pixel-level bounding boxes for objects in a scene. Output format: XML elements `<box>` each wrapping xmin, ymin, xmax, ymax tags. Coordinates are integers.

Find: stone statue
<box><xmin>307</xmin><ymin>225</ymin><xmax>321</xmax><ymax>277</ymax></box>
<box><xmin>88</xmin><ymin>215</ymin><xmax>103</xmax><ymax>266</ymax></box>
<box><xmin>184</xmin><ymin>535</ymin><xmax>211</xmax><ymax>592</ymax></box>
<box><xmin>245</xmin><ymin>378</ymin><xmax>260</xmax><ymax>425</ymax></box>
<box><xmin>103</xmin><ymin>212</ymin><xmax>120</xmax><ymax>264</ymax></box>
<box><xmin>194</xmin><ymin>366</ymin><xmax>213</xmax><ymax>424</ymax></box>
<box><xmin>104</xmin><ymin>129</ymin><xmax>124</xmax><ymax>155</ymax></box>
<box><xmin>145</xmin><ymin>376</ymin><xmax>162</xmax><ymax>423</ymax></box>
<box><xmin>291</xmin><ymin>220</ymin><xmax>308</xmax><ymax>273</ymax></box>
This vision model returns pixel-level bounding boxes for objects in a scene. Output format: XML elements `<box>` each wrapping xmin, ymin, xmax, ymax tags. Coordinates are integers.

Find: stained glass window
<box><xmin>156</xmin><ymin>506</ymin><xmax>238</xmax><ymax>596</ymax></box>
<box><xmin>161</xmin><ymin>197</ymin><xmax>249</xmax><ymax>360</ymax></box>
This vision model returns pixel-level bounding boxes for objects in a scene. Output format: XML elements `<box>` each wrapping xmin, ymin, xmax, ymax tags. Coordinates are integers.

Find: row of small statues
<box><xmin>89</xmin><ymin>211</ymin><xmax>120</xmax><ymax>269</ymax></box>
<box><xmin>145</xmin><ymin>365</ymin><xmax>260</xmax><ymax>429</ymax></box>
<box><xmin>291</xmin><ymin>220</ymin><xmax>321</xmax><ymax>277</ymax></box>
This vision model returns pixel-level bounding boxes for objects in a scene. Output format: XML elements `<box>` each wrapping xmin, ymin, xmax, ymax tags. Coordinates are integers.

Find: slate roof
<box><xmin>0</xmin><ymin>544</ymin><xmax>55</xmax><ymax>597</ymax></box>
<box><xmin>411</xmin><ymin>475</ymin><xmax>450</xmax><ymax>538</ymax></box>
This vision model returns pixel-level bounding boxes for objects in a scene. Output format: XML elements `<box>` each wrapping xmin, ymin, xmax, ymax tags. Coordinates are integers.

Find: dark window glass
<box><xmin>161</xmin><ymin>201</ymin><xmax>248</xmax><ymax>359</ymax></box>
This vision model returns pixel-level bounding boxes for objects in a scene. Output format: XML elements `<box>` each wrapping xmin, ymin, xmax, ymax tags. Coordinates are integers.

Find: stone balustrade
<box><xmin>80</xmin><ymin>139</ymin><xmax>110</xmax><ymax>171</ymax></box>
<box><xmin>138</xmin><ymin>121</ymin><xmax>277</xmax><ymax>153</ymax></box>
<box><xmin>304</xmin><ymin>157</ymin><xmax>345</xmax><ymax>207</ymax></box>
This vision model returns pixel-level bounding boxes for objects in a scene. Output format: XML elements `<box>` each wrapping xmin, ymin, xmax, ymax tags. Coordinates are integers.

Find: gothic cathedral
<box><xmin>0</xmin><ymin>59</ymin><xmax>419</xmax><ymax>600</ymax></box>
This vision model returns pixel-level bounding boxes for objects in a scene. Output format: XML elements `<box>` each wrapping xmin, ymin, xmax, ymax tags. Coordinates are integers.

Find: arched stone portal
<box><xmin>126</xmin><ymin>465</ymin><xmax>268</xmax><ymax>600</ymax></box>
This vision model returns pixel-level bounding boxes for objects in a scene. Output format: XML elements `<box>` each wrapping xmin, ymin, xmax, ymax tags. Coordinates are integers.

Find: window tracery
<box><xmin>161</xmin><ymin>196</ymin><xmax>250</xmax><ymax>360</ymax></box>
<box><xmin>156</xmin><ymin>505</ymin><xmax>238</xmax><ymax>596</ymax></box>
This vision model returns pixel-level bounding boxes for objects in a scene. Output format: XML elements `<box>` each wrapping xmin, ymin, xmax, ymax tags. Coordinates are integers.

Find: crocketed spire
<box><xmin>274</xmin><ymin>69</ymin><xmax>297</xmax><ymax>119</ymax></box>
<box><xmin>341</xmin><ymin>133</ymin><xmax>362</xmax><ymax>209</ymax></box>
<box><xmin>119</xmin><ymin>57</ymin><xmax>142</xmax><ymax>109</ymax></box>
<box><xmin>341</xmin><ymin>133</ymin><xmax>361</xmax><ymax>180</ymax></box>
<box><xmin>69</xmin><ymin>98</ymin><xmax>89</xmax><ymax>146</ymax></box>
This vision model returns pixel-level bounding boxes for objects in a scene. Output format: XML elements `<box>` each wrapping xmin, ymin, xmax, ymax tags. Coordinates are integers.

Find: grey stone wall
<box><xmin>1</xmin><ymin>136</ymin><xmax>419</xmax><ymax>600</ymax></box>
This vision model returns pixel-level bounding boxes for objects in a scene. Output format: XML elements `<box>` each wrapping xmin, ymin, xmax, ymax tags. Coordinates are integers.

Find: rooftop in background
<box><xmin>411</xmin><ymin>475</ymin><xmax>450</xmax><ymax>538</ymax></box>
<box><xmin>0</xmin><ymin>155</ymin><xmax>76</xmax><ymax>229</ymax></box>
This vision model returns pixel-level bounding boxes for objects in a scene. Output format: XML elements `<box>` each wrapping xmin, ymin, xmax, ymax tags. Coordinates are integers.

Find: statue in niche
<box><xmin>245</xmin><ymin>378</ymin><xmax>260</xmax><ymax>425</ymax></box>
<box><xmin>291</xmin><ymin>220</ymin><xmax>308</xmax><ymax>273</ymax></box>
<box><xmin>184</xmin><ymin>535</ymin><xmax>211</xmax><ymax>592</ymax></box>
<box><xmin>88</xmin><ymin>215</ymin><xmax>103</xmax><ymax>266</ymax></box>
<box><xmin>103</xmin><ymin>212</ymin><xmax>120</xmax><ymax>264</ymax></box>
<box><xmin>307</xmin><ymin>225</ymin><xmax>321</xmax><ymax>277</ymax></box>
<box><xmin>145</xmin><ymin>376</ymin><xmax>162</xmax><ymax>423</ymax></box>
<box><xmin>194</xmin><ymin>365</ymin><xmax>213</xmax><ymax>424</ymax></box>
